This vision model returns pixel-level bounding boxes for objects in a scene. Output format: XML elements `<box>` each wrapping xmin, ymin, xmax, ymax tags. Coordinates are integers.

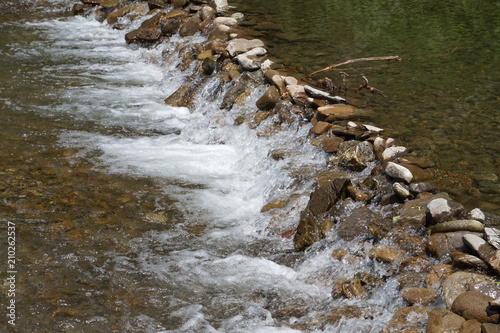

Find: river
<box><xmin>0</xmin><ymin>0</ymin><xmax>496</xmax><ymax>332</ymax></box>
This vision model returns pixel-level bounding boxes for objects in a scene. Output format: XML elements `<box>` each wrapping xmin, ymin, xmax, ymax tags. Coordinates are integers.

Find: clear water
<box><xmin>231</xmin><ymin>0</ymin><xmax>500</xmax><ymax>214</ymax></box>
<box><xmin>0</xmin><ymin>2</ymin><xmax>409</xmax><ymax>332</ymax></box>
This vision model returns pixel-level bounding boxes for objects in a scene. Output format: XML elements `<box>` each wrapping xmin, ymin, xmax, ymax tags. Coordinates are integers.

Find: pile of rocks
<box><xmin>73</xmin><ymin>0</ymin><xmax>500</xmax><ymax>331</ymax></box>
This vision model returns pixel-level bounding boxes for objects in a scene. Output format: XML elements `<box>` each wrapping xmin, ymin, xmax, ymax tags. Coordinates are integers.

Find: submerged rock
<box><xmin>336</xmin><ymin>206</ymin><xmax>383</xmax><ymax>241</ymax></box>
<box><xmin>125</xmin><ymin>12</ymin><xmax>163</xmax><ymax>44</ymax></box>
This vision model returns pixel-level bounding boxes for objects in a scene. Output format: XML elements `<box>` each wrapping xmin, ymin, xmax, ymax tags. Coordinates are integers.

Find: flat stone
<box><xmin>322</xmin><ymin>136</ymin><xmax>344</xmax><ymax>153</ymax></box>
<box><xmin>226</xmin><ymin>38</ymin><xmax>265</xmax><ymax>57</ymax></box>
<box><xmin>428</xmin><ymin>231</ymin><xmax>483</xmax><ymax>258</ymax></box>
<box><xmin>426</xmin><ymin>198</ymin><xmax>464</xmax><ymax>225</ymax></box>
<box><xmin>425</xmin><ymin>264</ymin><xmax>454</xmax><ymax>290</ymax></box>
<box><xmin>452</xmin><ymin>252</ymin><xmax>489</xmax><ymax>271</ymax></box>
<box><xmin>485</xmin><ymin>228</ymin><xmax>500</xmax><ymax>250</ymax></box>
<box><xmin>317</xmin><ymin>104</ymin><xmax>355</xmax><ymax>118</ymax></box>
<box><xmin>401</xmin><ymin>287</ymin><xmax>437</xmax><ymax>306</ymax></box>
<box><xmin>382</xmin><ymin>146</ymin><xmax>408</xmax><ymax>162</ymax></box>
<box><xmin>385</xmin><ymin>162</ymin><xmax>413</xmax><ymax>183</ymax></box>
<box><xmin>430</xmin><ymin>220</ymin><xmax>484</xmax><ymax>234</ymax></box>
<box><xmin>179</xmin><ymin>14</ymin><xmax>201</xmax><ymax>36</ymax></box>
<box><xmin>214</xmin><ymin>16</ymin><xmax>238</xmax><ymax>27</ymax></box>
<box><xmin>394</xmin><ymin>193</ymin><xmax>450</xmax><ymax>228</ymax></box>
<box><xmin>360</xmin><ymin>124</ymin><xmax>384</xmax><ymax>133</ymax></box>
<box><xmin>312</xmin><ymin>121</ymin><xmax>332</xmax><ymax>135</ymax></box>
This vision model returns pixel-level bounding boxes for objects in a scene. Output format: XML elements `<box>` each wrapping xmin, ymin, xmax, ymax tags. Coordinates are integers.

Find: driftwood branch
<box><xmin>305</xmin><ymin>55</ymin><xmax>401</xmax><ymax>78</ymax></box>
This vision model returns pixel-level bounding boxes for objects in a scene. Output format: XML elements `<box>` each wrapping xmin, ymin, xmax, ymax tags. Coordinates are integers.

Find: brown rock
<box><xmin>442</xmin><ymin>272</ymin><xmax>500</xmax><ymax>309</ymax></box>
<box><xmin>125</xmin><ymin>13</ymin><xmax>163</xmax><ymax>44</ymax></box>
<box><xmin>427</xmin><ymin>231</ymin><xmax>483</xmax><ymax>258</ymax></box>
<box><xmin>317</xmin><ymin>104</ymin><xmax>355</xmax><ymax>118</ymax></box>
<box><xmin>286</xmin><ymin>85</ymin><xmax>308</xmax><ymax>105</ymax></box>
<box><xmin>311</xmin><ymin>121</ymin><xmax>332</xmax><ymax>135</ymax></box>
<box><xmin>387</xmin><ymin>306</ymin><xmax>429</xmax><ymax>332</ymax></box>
<box><xmin>481</xmin><ymin>323</ymin><xmax>500</xmax><ymax>333</ymax></box>
<box><xmin>293</xmin><ymin>212</ymin><xmax>322</xmax><ymax>251</ymax></box>
<box><xmin>459</xmin><ymin>319</ymin><xmax>482</xmax><ymax>333</ymax></box>
<box><xmin>399</xmin><ymin>256</ymin><xmax>432</xmax><ymax>273</ymax></box>
<box><xmin>452</xmin><ymin>291</ymin><xmax>499</xmax><ymax>323</ymax></box>
<box><xmin>336</xmin><ymin>140</ymin><xmax>375</xmax><ymax>171</ymax></box>
<box><xmin>369</xmin><ymin>245</ymin><xmax>405</xmax><ymax>263</ymax></box>
<box><xmin>107</xmin><ymin>4</ymin><xmax>134</xmax><ymax>24</ymax></box>
<box><xmin>172</xmin><ymin>0</ymin><xmax>188</xmax><ymax>8</ymax></box>
<box><xmin>400</xmin><ymin>287</ymin><xmax>437</xmax><ymax>306</ymax></box>
<box><xmin>305</xmin><ymin>178</ymin><xmax>350</xmax><ymax>216</ymax></box>
<box><xmin>346</xmin><ymin>185</ymin><xmax>368</xmax><ymax>202</ymax></box>
<box><xmin>426</xmin><ymin>197</ymin><xmax>464</xmax><ymax>225</ymax></box>
<box><xmin>322</xmin><ymin>136</ymin><xmax>344</xmax><ymax>153</ymax></box>
<box><xmin>256</xmin><ymin>86</ymin><xmax>279</xmax><ymax>110</ymax></box>
<box><xmin>425</xmin><ymin>264</ymin><xmax>454</xmax><ymax>290</ymax></box>
<box><xmin>394</xmin><ymin>193</ymin><xmax>451</xmax><ymax>228</ymax></box>
<box><xmin>164</xmin><ymin>81</ymin><xmax>200</xmax><ymax>109</ymax></box>
<box><xmin>254</xmin><ymin>111</ymin><xmax>270</xmax><ymax>125</ymax></box>
<box><xmin>452</xmin><ymin>252</ymin><xmax>489</xmax><ymax>271</ymax></box>
<box><xmin>427</xmin><ymin>308</ymin><xmax>466</xmax><ymax>333</ymax></box>
<box><xmin>179</xmin><ymin>14</ymin><xmax>201</xmax><ymax>36</ymax></box>
<box><xmin>342</xmin><ymin>278</ymin><xmax>367</xmax><ymax>299</ymax></box>
<box><xmin>336</xmin><ymin>206</ymin><xmax>383</xmax><ymax>241</ymax></box>
<box><xmin>430</xmin><ymin>220</ymin><xmax>484</xmax><ymax>234</ymax></box>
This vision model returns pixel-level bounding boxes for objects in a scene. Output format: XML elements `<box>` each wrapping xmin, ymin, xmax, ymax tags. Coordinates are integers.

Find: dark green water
<box><xmin>232</xmin><ymin>0</ymin><xmax>500</xmax><ymax>213</ymax></box>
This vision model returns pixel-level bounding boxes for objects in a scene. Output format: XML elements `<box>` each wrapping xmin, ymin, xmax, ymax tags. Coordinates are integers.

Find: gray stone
<box><xmin>234</xmin><ymin>54</ymin><xmax>261</xmax><ymax>71</ymax></box>
<box><xmin>303</xmin><ymin>85</ymin><xmax>346</xmax><ymax>104</ymax></box>
<box><xmin>384</xmin><ymin>162</ymin><xmax>413</xmax><ymax>183</ymax></box>
<box><xmin>393</xmin><ymin>182</ymin><xmax>412</xmax><ymax>200</ymax></box>
<box><xmin>409</xmin><ymin>182</ymin><xmax>434</xmax><ymax>194</ymax></box>
<box><xmin>430</xmin><ymin>220</ymin><xmax>484</xmax><ymax>234</ymax></box>
<box><xmin>210</xmin><ymin>0</ymin><xmax>228</xmax><ymax>13</ymax></box>
<box><xmin>337</xmin><ymin>141</ymin><xmax>375</xmax><ymax>171</ymax></box>
<box><xmin>284</xmin><ymin>76</ymin><xmax>298</xmax><ymax>86</ymax></box>
<box><xmin>464</xmin><ymin>234</ymin><xmax>500</xmax><ymax>275</ymax></box>
<box><xmin>426</xmin><ymin>198</ymin><xmax>464</xmax><ymax>225</ymax></box>
<box><xmin>213</xmin><ymin>16</ymin><xmax>238</xmax><ymax>27</ymax></box>
<box><xmin>382</xmin><ymin>146</ymin><xmax>407</xmax><ymax>162</ymax></box>
<box><xmin>226</xmin><ymin>38</ymin><xmax>265</xmax><ymax>57</ymax></box>
<box><xmin>485</xmin><ymin>228</ymin><xmax>500</xmax><ymax>250</ymax></box>
<box><xmin>469</xmin><ymin>208</ymin><xmax>486</xmax><ymax>222</ymax></box>
<box><xmin>443</xmin><ymin>272</ymin><xmax>500</xmax><ymax>309</ymax></box>
<box><xmin>336</xmin><ymin>206</ymin><xmax>384</xmax><ymax>241</ymax></box>
<box><xmin>286</xmin><ymin>85</ymin><xmax>308</xmax><ymax>105</ymax></box>
<box><xmin>394</xmin><ymin>192</ymin><xmax>450</xmax><ymax>228</ymax></box>
<box><xmin>427</xmin><ymin>231</ymin><xmax>483</xmax><ymax>258</ymax></box>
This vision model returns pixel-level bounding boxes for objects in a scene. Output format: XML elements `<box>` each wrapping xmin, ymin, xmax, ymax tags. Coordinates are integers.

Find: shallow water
<box><xmin>231</xmin><ymin>0</ymin><xmax>500</xmax><ymax>214</ymax></box>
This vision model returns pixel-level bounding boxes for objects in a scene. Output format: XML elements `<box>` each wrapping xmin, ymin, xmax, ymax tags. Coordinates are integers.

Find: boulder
<box><xmin>226</xmin><ymin>38</ymin><xmax>265</xmax><ymax>57</ymax></box>
<box><xmin>426</xmin><ymin>198</ymin><xmax>464</xmax><ymax>225</ymax></box>
<box><xmin>336</xmin><ymin>140</ymin><xmax>375</xmax><ymax>171</ymax></box>
<box><xmin>425</xmin><ymin>264</ymin><xmax>454</xmax><ymax>290</ymax></box>
<box><xmin>256</xmin><ymin>86</ymin><xmax>279</xmax><ymax>110</ymax></box>
<box><xmin>322</xmin><ymin>136</ymin><xmax>344</xmax><ymax>153</ymax></box>
<box><xmin>382</xmin><ymin>146</ymin><xmax>407</xmax><ymax>162</ymax></box>
<box><xmin>427</xmin><ymin>231</ymin><xmax>483</xmax><ymax>258</ymax></box>
<box><xmin>179</xmin><ymin>14</ymin><xmax>201</xmax><ymax>36</ymax></box>
<box><xmin>164</xmin><ymin>81</ymin><xmax>201</xmax><ymax>109</ymax></box>
<box><xmin>125</xmin><ymin>13</ymin><xmax>163</xmax><ymax>44</ymax></box>
<box><xmin>452</xmin><ymin>291</ymin><xmax>499</xmax><ymax>323</ymax></box>
<box><xmin>200</xmin><ymin>5</ymin><xmax>216</xmax><ymax>21</ymax></box>
<box><xmin>160</xmin><ymin>16</ymin><xmax>182</xmax><ymax>36</ymax></box>
<box><xmin>386</xmin><ymin>306</ymin><xmax>429</xmax><ymax>332</ymax></box>
<box><xmin>430</xmin><ymin>220</ymin><xmax>484</xmax><ymax>234</ymax></box>
<box><xmin>385</xmin><ymin>162</ymin><xmax>413</xmax><ymax>183</ymax></box>
<box><xmin>426</xmin><ymin>308</ymin><xmax>466</xmax><ymax>333</ymax></box>
<box><xmin>286</xmin><ymin>85</ymin><xmax>308</xmax><ymax>105</ymax></box>
<box><xmin>400</xmin><ymin>287</ymin><xmax>437</xmax><ymax>306</ymax></box>
<box><xmin>107</xmin><ymin>3</ymin><xmax>134</xmax><ymax>24</ymax></box>
<box><xmin>202</xmin><ymin>55</ymin><xmax>218</xmax><ymax>75</ymax></box>
<box><xmin>442</xmin><ymin>272</ymin><xmax>500</xmax><ymax>309</ymax></box>
<box><xmin>220</xmin><ymin>71</ymin><xmax>264</xmax><ymax>110</ymax></box>
<box><xmin>336</xmin><ymin>206</ymin><xmax>384</xmax><ymax>241</ymax></box>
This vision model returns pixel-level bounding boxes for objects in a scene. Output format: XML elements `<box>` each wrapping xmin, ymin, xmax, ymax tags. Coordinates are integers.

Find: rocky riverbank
<box><xmin>73</xmin><ymin>0</ymin><xmax>500</xmax><ymax>331</ymax></box>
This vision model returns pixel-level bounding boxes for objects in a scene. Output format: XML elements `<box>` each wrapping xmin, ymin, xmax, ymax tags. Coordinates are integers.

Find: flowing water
<box><xmin>0</xmin><ymin>1</ymin><xmax>496</xmax><ymax>332</ymax></box>
<box><xmin>0</xmin><ymin>1</ymin><xmax>405</xmax><ymax>332</ymax></box>
<box><xmin>232</xmin><ymin>0</ymin><xmax>500</xmax><ymax>214</ymax></box>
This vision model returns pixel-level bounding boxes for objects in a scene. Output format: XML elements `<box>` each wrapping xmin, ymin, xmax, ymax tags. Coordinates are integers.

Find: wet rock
<box><xmin>398</xmin><ymin>272</ymin><xmax>426</xmax><ymax>289</ymax></box>
<box><xmin>107</xmin><ymin>4</ymin><xmax>134</xmax><ymax>24</ymax></box>
<box><xmin>293</xmin><ymin>212</ymin><xmax>323</xmax><ymax>251</ymax></box>
<box><xmin>399</xmin><ymin>163</ymin><xmax>432</xmax><ymax>182</ymax></box>
<box><xmin>427</xmin><ymin>231</ymin><xmax>482</xmax><ymax>258</ymax></box>
<box><xmin>148</xmin><ymin>0</ymin><xmax>168</xmax><ymax>8</ymax></box>
<box><xmin>452</xmin><ymin>291</ymin><xmax>499</xmax><ymax>323</ymax></box>
<box><xmin>394</xmin><ymin>182</ymin><xmax>412</xmax><ymax>200</ymax></box>
<box><xmin>235</xmin><ymin>54</ymin><xmax>261</xmax><ymax>71</ymax></box>
<box><xmin>425</xmin><ymin>264</ymin><xmax>454</xmax><ymax>290</ymax></box>
<box><xmin>374</xmin><ymin>137</ymin><xmax>386</xmax><ymax>160</ymax></box>
<box><xmin>399</xmin><ymin>256</ymin><xmax>432</xmax><ymax>273</ymax></box>
<box><xmin>284</xmin><ymin>76</ymin><xmax>298</xmax><ymax>86</ymax></box>
<box><xmin>164</xmin><ymin>81</ymin><xmax>201</xmax><ymax>109</ymax></box>
<box><xmin>322</xmin><ymin>136</ymin><xmax>344</xmax><ymax>153</ymax></box>
<box><xmin>264</xmin><ymin>71</ymin><xmax>286</xmax><ymax>95</ymax></box>
<box><xmin>342</xmin><ymin>278</ymin><xmax>367</xmax><ymax>299</ymax></box>
<box><xmin>256</xmin><ymin>86</ymin><xmax>279</xmax><ymax>110</ymax></box>
<box><xmin>463</xmin><ymin>234</ymin><xmax>500</xmax><ymax>275</ymax></box>
<box><xmin>202</xmin><ymin>56</ymin><xmax>218</xmax><ymax>75</ymax></box>
<box><xmin>322</xmin><ymin>305</ymin><xmax>364</xmax><ymax>325</ymax></box>
<box><xmin>430</xmin><ymin>220</ymin><xmax>484</xmax><ymax>234</ymax></box>
<box><xmin>426</xmin><ymin>198</ymin><xmax>464</xmax><ymax>225</ymax></box>
<box><xmin>451</xmin><ymin>252</ymin><xmax>489</xmax><ymax>271</ymax></box>
<box><xmin>220</xmin><ymin>71</ymin><xmax>263</xmax><ymax>110</ymax></box>
<box><xmin>459</xmin><ymin>319</ymin><xmax>482</xmax><ymax>333</ymax></box>
<box><xmin>389</xmin><ymin>229</ymin><xmax>427</xmax><ymax>257</ymax></box>
<box><xmin>172</xmin><ymin>0</ymin><xmax>188</xmax><ymax>8</ymax></box>
<box><xmin>125</xmin><ymin>12</ymin><xmax>163</xmax><ymax>44</ymax></box>
<box><xmin>427</xmin><ymin>308</ymin><xmax>466</xmax><ymax>333</ymax></box>
<box><xmin>485</xmin><ymin>228</ymin><xmax>500</xmax><ymax>250</ymax></box>
<box><xmin>469</xmin><ymin>208</ymin><xmax>486</xmax><ymax>222</ymax></box>
<box><xmin>481</xmin><ymin>323</ymin><xmax>500</xmax><ymax>333</ymax></box>
<box><xmin>336</xmin><ymin>206</ymin><xmax>383</xmax><ymax>241</ymax></box>
<box><xmin>385</xmin><ymin>162</ymin><xmax>413</xmax><ymax>184</ymax></box>
<box><xmin>382</xmin><ymin>146</ymin><xmax>408</xmax><ymax>162</ymax></box>
<box><xmin>409</xmin><ymin>182</ymin><xmax>434</xmax><ymax>195</ymax></box>
<box><xmin>305</xmin><ymin>178</ymin><xmax>350</xmax><ymax>216</ymax></box>
<box><xmin>369</xmin><ymin>245</ymin><xmax>405</xmax><ymax>263</ymax></box>
<box><xmin>200</xmin><ymin>5</ymin><xmax>215</xmax><ymax>21</ymax></box>
<box><xmin>394</xmin><ymin>193</ymin><xmax>450</xmax><ymax>228</ymax></box>
<box><xmin>386</xmin><ymin>306</ymin><xmax>429</xmax><ymax>332</ymax></box>
<box><xmin>442</xmin><ymin>272</ymin><xmax>499</xmax><ymax>309</ymax></box>
<box><xmin>208</xmin><ymin>23</ymin><xmax>231</xmax><ymax>40</ymax></box>
<box><xmin>311</xmin><ymin>121</ymin><xmax>332</xmax><ymax>135</ymax></box>
<box><xmin>226</xmin><ymin>38</ymin><xmax>265</xmax><ymax>57</ymax></box>
<box><xmin>101</xmin><ymin>0</ymin><xmax>120</xmax><ymax>6</ymax></box>
<box><xmin>317</xmin><ymin>104</ymin><xmax>355</xmax><ymax>119</ymax></box>
<box><xmin>303</xmin><ymin>85</ymin><xmax>345</xmax><ymax>104</ymax></box>
<box><xmin>286</xmin><ymin>85</ymin><xmax>308</xmax><ymax>106</ymax></box>
<box><xmin>400</xmin><ymin>287</ymin><xmax>437</xmax><ymax>306</ymax></box>
<box><xmin>160</xmin><ymin>12</ymin><xmax>184</xmax><ymax>36</ymax></box>
<box><xmin>346</xmin><ymin>185</ymin><xmax>368</xmax><ymax>202</ymax></box>
<box><xmin>214</xmin><ymin>16</ymin><xmax>238</xmax><ymax>28</ymax></box>
<box><xmin>254</xmin><ymin>111</ymin><xmax>270</xmax><ymax>125</ymax></box>
<box><xmin>336</xmin><ymin>140</ymin><xmax>375</xmax><ymax>171</ymax></box>
<box><xmin>179</xmin><ymin>14</ymin><xmax>201</xmax><ymax>36</ymax></box>
<box><xmin>210</xmin><ymin>0</ymin><xmax>228</xmax><ymax>14</ymax></box>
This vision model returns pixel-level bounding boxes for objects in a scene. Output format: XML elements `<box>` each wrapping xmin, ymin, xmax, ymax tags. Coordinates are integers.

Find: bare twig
<box><xmin>305</xmin><ymin>55</ymin><xmax>401</xmax><ymax>78</ymax></box>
